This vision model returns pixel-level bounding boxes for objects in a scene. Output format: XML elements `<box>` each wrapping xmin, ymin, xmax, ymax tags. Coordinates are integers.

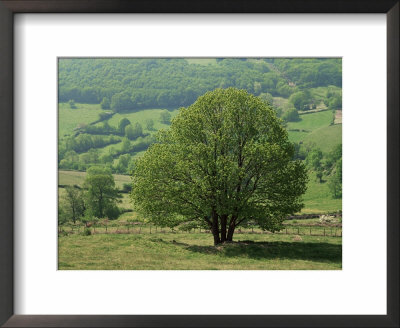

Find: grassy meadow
<box><xmin>59</xmin><ymin>232</ymin><xmax>341</xmax><ymax>270</ymax></box>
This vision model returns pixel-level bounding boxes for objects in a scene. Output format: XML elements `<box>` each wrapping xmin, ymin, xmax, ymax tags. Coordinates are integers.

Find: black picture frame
<box><xmin>0</xmin><ymin>1</ymin><xmax>398</xmax><ymax>327</ymax></box>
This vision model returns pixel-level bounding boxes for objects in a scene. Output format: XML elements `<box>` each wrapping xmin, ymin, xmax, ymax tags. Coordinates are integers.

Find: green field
<box><xmin>286</xmin><ymin>109</ymin><xmax>341</xmax><ymax>154</ymax></box>
<box><xmin>302</xmin><ymin>124</ymin><xmax>342</xmax><ymax>153</ymax></box>
<box><xmin>302</xmin><ymin>171</ymin><xmax>342</xmax><ymax>213</ymax></box>
<box><xmin>58</xmin><ymin>232</ymin><xmax>341</xmax><ymax>270</ymax></box>
<box><xmin>59</xmin><ymin>103</ymin><xmax>103</xmax><ymax>138</ymax></box>
<box><xmin>287</xmin><ymin>110</ymin><xmax>333</xmax><ymax>132</ymax></box>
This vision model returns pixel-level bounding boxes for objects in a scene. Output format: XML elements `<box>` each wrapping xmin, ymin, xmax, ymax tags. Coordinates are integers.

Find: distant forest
<box><xmin>58</xmin><ymin>58</ymin><xmax>342</xmax><ymax>110</ymax></box>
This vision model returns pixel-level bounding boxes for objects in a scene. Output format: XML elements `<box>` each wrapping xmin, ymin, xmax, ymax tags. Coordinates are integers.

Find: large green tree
<box><xmin>83</xmin><ymin>167</ymin><xmax>119</xmax><ymax>219</ymax></box>
<box><xmin>131</xmin><ymin>88</ymin><xmax>307</xmax><ymax>245</ymax></box>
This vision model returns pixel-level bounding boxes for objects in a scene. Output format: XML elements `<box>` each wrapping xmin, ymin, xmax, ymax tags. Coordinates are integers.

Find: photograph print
<box><xmin>58</xmin><ymin>58</ymin><xmax>342</xmax><ymax>270</ymax></box>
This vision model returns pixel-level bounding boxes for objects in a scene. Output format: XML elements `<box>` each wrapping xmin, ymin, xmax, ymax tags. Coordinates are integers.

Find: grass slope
<box><xmin>58</xmin><ymin>233</ymin><xmax>342</xmax><ymax>270</ymax></box>
<box><xmin>287</xmin><ymin>110</ymin><xmax>333</xmax><ymax>132</ymax></box>
<box><xmin>302</xmin><ymin>124</ymin><xmax>342</xmax><ymax>153</ymax></box>
<box><xmin>301</xmin><ymin>172</ymin><xmax>342</xmax><ymax>213</ymax></box>
<box><xmin>59</xmin><ymin>103</ymin><xmax>103</xmax><ymax>138</ymax></box>
<box><xmin>59</xmin><ymin>170</ymin><xmax>131</xmax><ymax>189</ymax></box>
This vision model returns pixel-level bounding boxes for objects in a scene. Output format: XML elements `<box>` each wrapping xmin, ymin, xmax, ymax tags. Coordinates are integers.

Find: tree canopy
<box><xmin>83</xmin><ymin>166</ymin><xmax>119</xmax><ymax>219</ymax></box>
<box><xmin>131</xmin><ymin>88</ymin><xmax>308</xmax><ymax>245</ymax></box>
<box><xmin>58</xmin><ymin>58</ymin><xmax>341</xmax><ymax>108</ymax></box>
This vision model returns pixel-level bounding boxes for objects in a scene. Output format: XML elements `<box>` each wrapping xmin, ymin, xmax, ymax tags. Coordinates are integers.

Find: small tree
<box><xmin>125</xmin><ymin>123</ymin><xmax>142</xmax><ymax>140</ymax></box>
<box><xmin>63</xmin><ymin>186</ymin><xmax>85</xmax><ymax>223</ymax></box>
<box><xmin>329</xmin><ymin>158</ymin><xmax>342</xmax><ymax>198</ymax></box>
<box><xmin>306</xmin><ymin>148</ymin><xmax>323</xmax><ymax>171</ymax></box>
<box><xmin>145</xmin><ymin>119</ymin><xmax>154</xmax><ymax>130</ymax></box>
<box><xmin>84</xmin><ymin>167</ymin><xmax>119</xmax><ymax>219</ymax></box>
<box><xmin>282</xmin><ymin>107</ymin><xmax>300</xmax><ymax>122</ymax></box>
<box><xmin>100</xmin><ymin>97</ymin><xmax>110</xmax><ymax>109</ymax></box>
<box><xmin>159</xmin><ymin>110</ymin><xmax>171</xmax><ymax>124</ymax></box>
<box><xmin>259</xmin><ymin>93</ymin><xmax>274</xmax><ymax>106</ymax></box>
<box><xmin>68</xmin><ymin>99</ymin><xmax>77</xmax><ymax>109</ymax></box>
<box><xmin>132</xmin><ymin>122</ymin><xmax>143</xmax><ymax>138</ymax></box>
<box><xmin>316</xmin><ymin>167</ymin><xmax>323</xmax><ymax>183</ymax></box>
<box><xmin>118</xmin><ymin>118</ymin><xmax>131</xmax><ymax>135</ymax></box>
<box><xmin>121</xmin><ymin>137</ymin><xmax>131</xmax><ymax>153</ymax></box>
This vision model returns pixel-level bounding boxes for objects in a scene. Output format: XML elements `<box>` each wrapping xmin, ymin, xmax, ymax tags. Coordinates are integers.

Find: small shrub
<box><xmin>68</xmin><ymin>99</ymin><xmax>77</xmax><ymax>109</ymax></box>
<box><xmin>83</xmin><ymin>228</ymin><xmax>92</xmax><ymax>236</ymax></box>
<box><xmin>121</xmin><ymin>183</ymin><xmax>132</xmax><ymax>193</ymax></box>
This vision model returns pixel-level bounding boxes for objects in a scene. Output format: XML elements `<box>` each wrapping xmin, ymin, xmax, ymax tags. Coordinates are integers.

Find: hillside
<box><xmin>58</xmin><ymin>58</ymin><xmax>342</xmax><ymax>214</ymax></box>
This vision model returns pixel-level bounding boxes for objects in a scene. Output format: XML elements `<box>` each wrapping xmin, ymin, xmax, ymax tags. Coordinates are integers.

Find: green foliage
<box><xmin>326</xmin><ymin>146</ymin><xmax>342</xmax><ymax>199</ymax></box>
<box><xmin>259</xmin><ymin>92</ymin><xmax>274</xmax><ymax>106</ymax></box>
<box><xmin>58</xmin><ymin>205</ymin><xmax>68</xmax><ymax>226</ymax></box>
<box><xmin>145</xmin><ymin>119</ymin><xmax>154</xmax><ymax>130</ymax></box>
<box><xmin>100</xmin><ymin>97</ymin><xmax>110</xmax><ymax>109</ymax></box>
<box><xmin>121</xmin><ymin>138</ymin><xmax>131</xmax><ymax>153</ymax></box>
<box><xmin>327</xmin><ymin>94</ymin><xmax>342</xmax><ymax>110</ymax></box>
<box><xmin>159</xmin><ymin>110</ymin><xmax>171</xmax><ymax>124</ymax></box>
<box><xmin>306</xmin><ymin>148</ymin><xmax>323</xmax><ymax>170</ymax></box>
<box><xmin>125</xmin><ymin>123</ymin><xmax>142</xmax><ymax>140</ymax></box>
<box><xmin>289</xmin><ymin>90</ymin><xmax>313</xmax><ymax>111</ymax></box>
<box><xmin>131</xmin><ymin>88</ymin><xmax>308</xmax><ymax>245</ymax></box>
<box><xmin>270</xmin><ymin>58</ymin><xmax>342</xmax><ymax>89</ymax></box>
<box><xmin>83</xmin><ymin>166</ymin><xmax>119</xmax><ymax>219</ymax></box>
<box><xmin>118</xmin><ymin>118</ymin><xmax>131</xmax><ymax>135</ymax></box>
<box><xmin>111</xmin><ymin>92</ymin><xmax>133</xmax><ymax>112</ymax></box>
<box><xmin>324</xmin><ymin>88</ymin><xmax>342</xmax><ymax>110</ymax></box>
<box><xmin>59</xmin><ymin>58</ymin><xmax>341</xmax><ymax>106</ymax></box>
<box><xmin>82</xmin><ymin>228</ymin><xmax>92</xmax><ymax>236</ymax></box>
<box><xmin>114</xmin><ymin>154</ymin><xmax>131</xmax><ymax>174</ymax></box>
<box><xmin>68</xmin><ymin>99</ymin><xmax>77</xmax><ymax>109</ymax></box>
<box><xmin>121</xmin><ymin>183</ymin><xmax>132</xmax><ymax>193</ymax></box>
<box><xmin>98</xmin><ymin>111</ymin><xmax>112</xmax><ymax>121</ymax></box>
<box><xmin>282</xmin><ymin>107</ymin><xmax>300</xmax><ymax>122</ymax></box>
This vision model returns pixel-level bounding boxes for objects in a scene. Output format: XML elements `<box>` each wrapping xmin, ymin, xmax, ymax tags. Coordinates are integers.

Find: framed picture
<box><xmin>0</xmin><ymin>1</ymin><xmax>398</xmax><ymax>327</ymax></box>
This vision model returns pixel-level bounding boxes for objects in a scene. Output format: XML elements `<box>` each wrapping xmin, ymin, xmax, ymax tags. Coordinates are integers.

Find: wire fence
<box><xmin>59</xmin><ymin>222</ymin><xmax>342</xmax><ymax>238</ymax></box>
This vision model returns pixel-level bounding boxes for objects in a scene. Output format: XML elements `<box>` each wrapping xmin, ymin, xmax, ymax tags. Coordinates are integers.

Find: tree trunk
<box><xmin>227</xmin><ymin>217</ymin><xmax>236</xmax><ymax>241</ymax></box>
<box><xmin>227</xmin><ymin>225</ymin><xmax>235</xmax><ymax>241</ymax></box>
<box><xmin>211</xmin><ymin>210</ymin><xmax>221</xmax><ymax>245</ymax></box>
<box><xmin>220</xmin><ymin>214</ymin><xmax>227</xmax><ymax>242</ymax></box>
